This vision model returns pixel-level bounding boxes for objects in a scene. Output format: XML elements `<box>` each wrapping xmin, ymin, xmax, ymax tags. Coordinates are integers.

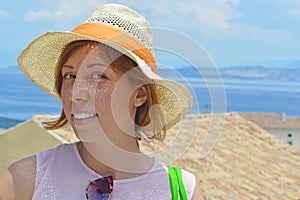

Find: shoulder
<box><xmin>35</xmin><ymin>143</ymin><xmax>75</xmax><ymax>165</ymax></box>
<box><xmin>9</xmin><ymin>155</ymin><xmax>36</xmax><ymax>177</ymax></box>
<box><xmin>180</xmin><ymin>169</ymin><xmax>196</xmax><ymax>199</ymax></box>
<box><xmin>0</xmin><ymin>155</ymin><xmax>36</xmax><ymax>200</ymax></box>
<box><xmin>192</xmin><ymin>180</ymin><xmax>205</xmax><ymax>200</ymax></box>
<box><xmin>0</xmin><ymin>144</ymin><xmax>74</xmax><ymax>200</ymax></box>
<box><xmin>34</xmin><ymin>143</ymin><xmax>75</xmax><ymax>178</ymax></box>
<box><xmin>181</xmin><ymin>169</ymin><xmax>205</xmax><ymax>200</ymax></box>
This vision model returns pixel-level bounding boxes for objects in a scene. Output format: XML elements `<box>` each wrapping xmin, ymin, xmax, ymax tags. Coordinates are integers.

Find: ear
<box><xmin>133</xmin><ymin>86</ymin><xmax>148</xmax><ymax>107</ymax></box>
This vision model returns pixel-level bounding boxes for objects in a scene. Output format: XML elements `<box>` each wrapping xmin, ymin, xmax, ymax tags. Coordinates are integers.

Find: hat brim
<box><xmin>18</xmin><ymin>31</ymin><xmax>193</xmax><ymax>129</ymax></box>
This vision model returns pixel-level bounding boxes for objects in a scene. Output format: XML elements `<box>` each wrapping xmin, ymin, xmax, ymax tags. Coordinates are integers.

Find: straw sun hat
<box><xmin>18</xmin><ymin>3</ymin><xmax>193</xmax><ymax>129</ymax></box>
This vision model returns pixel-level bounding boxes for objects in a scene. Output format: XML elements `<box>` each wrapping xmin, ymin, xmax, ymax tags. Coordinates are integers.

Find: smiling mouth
<box><xmin>72</xmin><ymin>113</ymin><xmax>97</xmax><ymax>126</ymax></box>
<box><xmin>73</xmin><ymin>113</ymin><xmax>97</xmax><ymax>120</ymax></box>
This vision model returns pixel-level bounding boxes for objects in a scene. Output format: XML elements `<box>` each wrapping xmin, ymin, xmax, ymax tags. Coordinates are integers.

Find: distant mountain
<box><xmin>158</xmin><ymin>66</ymin><xmax>300</xmax><ymax>82</ymax></box>
<box><xmin>219</xmin><ymin>66</ymin><xmax>300</xmax><ymax>81</ymax></box>
<box><xmin>258</xmin><ymin>59</ymin><xmax>300</xmax><ymax>68</ymax></box>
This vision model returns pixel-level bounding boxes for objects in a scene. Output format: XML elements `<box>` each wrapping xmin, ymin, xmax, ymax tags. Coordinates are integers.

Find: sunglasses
<box><xmin>86</xmin><ymin>176</ymin><xmax>113</xmax><ymax>200</ymax></box>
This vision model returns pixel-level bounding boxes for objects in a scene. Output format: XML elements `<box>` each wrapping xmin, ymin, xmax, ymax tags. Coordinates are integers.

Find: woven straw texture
<box><xmin>86</xmin><ymin>4</ymin><xmax>154</xmax><ymax>53</ymax></box>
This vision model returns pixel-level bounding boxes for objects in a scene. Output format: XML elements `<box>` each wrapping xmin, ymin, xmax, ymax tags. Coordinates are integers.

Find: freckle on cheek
<box><xmin>62</xmin><ymin>89</ymin><xmax>72</xmax><ymax>99</ymax></box>
<box><xmin>95</xmin><ymin>84</ymin><xmax>113</xmax><ymax>101</ymax></box>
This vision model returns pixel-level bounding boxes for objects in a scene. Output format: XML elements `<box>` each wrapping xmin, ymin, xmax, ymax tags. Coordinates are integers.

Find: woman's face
<box><xmin>60</xmin><ymin>43</ymin><xmax>145</xmax><ymax>143</ymax></box>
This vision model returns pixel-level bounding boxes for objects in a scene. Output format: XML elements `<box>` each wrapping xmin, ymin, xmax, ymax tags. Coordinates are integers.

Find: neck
<box><xmin>77</xmin><ymin>140</ymin><xmax>154</xmax><ymax>180</ymax></box>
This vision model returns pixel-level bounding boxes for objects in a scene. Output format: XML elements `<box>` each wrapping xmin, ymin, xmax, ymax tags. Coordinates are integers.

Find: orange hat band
<box><xmin>72</xmin><ymin>23</ymin><xmax>157</xmax><ymax>73</ymax></box>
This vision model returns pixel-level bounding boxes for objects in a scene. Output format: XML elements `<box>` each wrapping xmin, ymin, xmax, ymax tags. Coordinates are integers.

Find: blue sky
<box><xmin>1</xmin><ymin>0</ymin><xmax>300</xmax><ymax>68</ymax></box>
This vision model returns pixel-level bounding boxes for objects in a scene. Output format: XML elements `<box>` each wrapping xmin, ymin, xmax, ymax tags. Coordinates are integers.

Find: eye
<box><xmin>90</xmin><ymin>72</ymin><xmax>107</xmax><ymax>81</ymax></box>
<box><xmin>63</xmin><ymin>73</ymin><xmax>76</xmax><ymax>79</ymax></box>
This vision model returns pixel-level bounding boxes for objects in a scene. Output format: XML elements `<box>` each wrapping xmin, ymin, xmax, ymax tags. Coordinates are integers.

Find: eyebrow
<box><xmin>62</xmin><ymin>64</ymin><xmax>73</xmax><ymax>69</ymax></box>
<box><xmin>86</xmin><ymin>63</ymin><xmax>108</xmax><ymax>69</ymax></box>
<box><xmin>62</xmin><ymin>63</ymin><xmax>108</xmax><ymax>69</ymax></box>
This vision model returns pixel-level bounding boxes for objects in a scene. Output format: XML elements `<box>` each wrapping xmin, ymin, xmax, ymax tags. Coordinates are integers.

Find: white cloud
<box><xmin>21</xmin><ymin>0</ymin><xmax>300</xmax><ymax>48</ymax></box>
<box><xmin>228</xmin><ymin>23</ymin><xmax>299</xmax><ymax>44</ymax></box>
<box><xmin>23</xmin><ymin>0</ymin><xmax>240</xmax><ymax>32</ymax></box>
<box><xmin>226</xmin><ymin>0</ymin><xmax>240</xmax><ymax>5</ymax></box>
<box><xmin>0</xmin><ymin>9</ymin><xmax>10</xmax><ymax>17</ymax></box>
<box><xmin>142</xmin><ymin>0</ymin><xmax>300</xmax><ymax>46</ymax></box>
<box><xmin>23</xmin><ymin>0</ymin><xmax>101</xmax><ymax>22</ymax></box>
<box><xmin>287</xmin><ymin>8</ymin><xmax>300</xmax><ymax>18</ymax></box>
<box><xmin>177</xmin><ymin>0</ymin><xmax>239</xmax><ymax>31</ymax></box>
<box><xmin>54</xmin><ymin>0</ymin><xmax>100</xmax><ymax>19</ymax></box>
<box><xmin>128</xmin><ymin>0</ymin><xmax>241</xmax><ymax>32</ymax></box>
<box><xmin>24</xmin><ymin>9</ymin><xmax>53</xmax><ymax>21</ymax></box>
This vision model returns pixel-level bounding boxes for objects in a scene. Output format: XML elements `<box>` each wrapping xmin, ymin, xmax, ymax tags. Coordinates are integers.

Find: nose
<box><xmin>71</xmin><ymin>78</ymin><xmax>90</xmax><ymax>103</ymax></box>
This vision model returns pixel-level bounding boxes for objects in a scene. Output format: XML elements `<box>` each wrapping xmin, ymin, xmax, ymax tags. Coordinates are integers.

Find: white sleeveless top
<box><xmin>32</xmin><ymin>143</ymin><xmax>196</xmax><ymax>200</ymax></box>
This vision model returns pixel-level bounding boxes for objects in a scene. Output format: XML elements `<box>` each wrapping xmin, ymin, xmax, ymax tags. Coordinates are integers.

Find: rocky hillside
<box><xmin>158</xmin><ymin>66</ymin><xmax>300</xmax><ymax>82</ymax></box>
<box><xmin>220</xmin><ymin>66</ymin><xmax>300</xmax><ymax>81</ymax></box>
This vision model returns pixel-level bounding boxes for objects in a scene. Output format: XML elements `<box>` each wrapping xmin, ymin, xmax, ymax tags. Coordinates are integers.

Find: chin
<box><xmin>72</xmin><ymin>118</ymin><xmax>103</xmax><ymax>142</ymax></box>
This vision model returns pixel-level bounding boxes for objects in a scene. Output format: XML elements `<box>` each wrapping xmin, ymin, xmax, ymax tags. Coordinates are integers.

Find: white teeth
<box><xmin>73</xmin><ymin>113</ymin><xmax>96</xmax><ymax>119</ymax></box>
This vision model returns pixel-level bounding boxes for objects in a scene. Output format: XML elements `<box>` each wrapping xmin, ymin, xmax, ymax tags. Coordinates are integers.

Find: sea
<box><xmin>0</xmin><ymin>66</ymin><xmax>300</xmax><ymax>128</ymax></box>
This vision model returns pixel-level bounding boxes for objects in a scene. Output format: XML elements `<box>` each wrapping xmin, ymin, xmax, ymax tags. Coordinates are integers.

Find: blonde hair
<box><xmin>43</xmin><ymin>40</ymin><xmax>166</xmax><ymax>141</ymax></box>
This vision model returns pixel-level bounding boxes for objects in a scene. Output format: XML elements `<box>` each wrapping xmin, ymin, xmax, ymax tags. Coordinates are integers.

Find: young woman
<box><xmin>0</xmin><ymin>4</ymin><xmax>204</xmax><ymax>200</ymax></box>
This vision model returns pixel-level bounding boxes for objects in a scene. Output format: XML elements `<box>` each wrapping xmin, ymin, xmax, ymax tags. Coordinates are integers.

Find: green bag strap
<box><xmin>168</xmin><ymin>167</ymin><xmax>179</xmax><ymax>200</ymax></box>
<box><xmin>175</xmin><ymin>168</ymin><xmax>188</xmax><ymax>200</ymax></box>
<box><xmin>168</xmin><ymin>167</ymin><xmax>188</xmax><ymax>200</ymax></box>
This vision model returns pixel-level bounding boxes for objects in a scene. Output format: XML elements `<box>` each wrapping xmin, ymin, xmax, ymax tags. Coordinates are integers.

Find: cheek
<box><xmin>95</xmin><ymin>83</ymin><xmax>114</xmax><ymax>102</ymax></box>
<box><xmin>60</xmin><ymin>86</ymin><xmax>72</xmax><ymax>120</ymax></box>
<box><xmin>61</xmin><ymin>88</ymin><xmax>70</xmax><ymax>98</ymax></box>
<box><xmin>61</xmin><ymin>85</ymin><xmax>72</xmax><ymax>104</ymax></box>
